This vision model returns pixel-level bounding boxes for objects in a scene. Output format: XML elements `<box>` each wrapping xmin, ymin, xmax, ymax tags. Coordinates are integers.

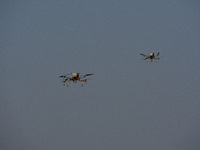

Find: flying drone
<box><xmin>140</xmin><ymin>52</ymin><xmax>160</xmax><ymax>62</ymax></box>
<box><xmin>59</xmin><ymin>73</ymin><xmax>93</xmax><ymax>87</ymax></box>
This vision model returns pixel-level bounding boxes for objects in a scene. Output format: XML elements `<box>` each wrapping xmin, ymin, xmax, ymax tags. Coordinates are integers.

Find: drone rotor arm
<box><xmin>67</xmin><ymin>80</ymin><xmax>71</xmax><ymax>87</ymax></box>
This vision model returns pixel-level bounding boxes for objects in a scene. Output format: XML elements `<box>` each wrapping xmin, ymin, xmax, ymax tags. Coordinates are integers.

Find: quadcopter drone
<box><xmin>140</xmin><ymin>52</ymin><xmax>160</xmax><ymax>62</ymax></box>
<box><xmin>59</xmin><ymin>73</ymin><xmax>93</xmax><ymax>87</ymax></box>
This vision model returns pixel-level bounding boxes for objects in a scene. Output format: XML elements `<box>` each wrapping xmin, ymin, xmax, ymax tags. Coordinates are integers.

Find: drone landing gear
<box><xmin>155</xmin><ymin>58</ymin><xmax>159</xmax><ymax>62</ymax></box>
<box><xmin>80</xmin><ymin>81</ymin><xmax>83</xmax><ymax>87</ymax></box>
<box><xmin>80</xmin><ymin>79</ymin><xmax>87</xmax><ymax>87</ymax></box>
<box><xmin>67</xmin><ymin>81</ymin><xmax>70</xmax><ymax>87</ymax></box>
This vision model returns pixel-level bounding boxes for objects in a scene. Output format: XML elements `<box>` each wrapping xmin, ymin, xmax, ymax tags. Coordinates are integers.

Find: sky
<box><xmin>1</xmin><ymin>0</ymin><xmax>200</xmax><ymax>150</ymax></box>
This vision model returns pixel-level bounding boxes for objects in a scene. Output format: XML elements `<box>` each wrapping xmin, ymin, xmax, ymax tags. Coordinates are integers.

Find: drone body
<box><xmin>59</xmin><ymin>73</ymin><xmax>93</xmax><ymax>87</ymax></box>
<box><xmin>140</xmin><ymin>52</ymin><xmax>160</xmax><ymax>62</ymax></box>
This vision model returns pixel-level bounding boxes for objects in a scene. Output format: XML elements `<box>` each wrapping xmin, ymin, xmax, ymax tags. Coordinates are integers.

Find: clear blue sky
<box><xmin>1</xmin><ymin>0</ymin><xmax>200</xmax><ymax>150</ymax></box>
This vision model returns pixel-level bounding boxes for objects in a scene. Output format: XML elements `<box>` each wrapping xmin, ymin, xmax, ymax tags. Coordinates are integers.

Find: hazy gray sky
<box><xmin>1</xmin><ymin>0</ymin><xmax>200</xmax><ymax>150</ymax></box>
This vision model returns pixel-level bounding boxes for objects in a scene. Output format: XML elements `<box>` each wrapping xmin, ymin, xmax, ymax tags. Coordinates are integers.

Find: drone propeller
<box><xmin>156</xmin><ymin>52</ymin><xmax>160</xmax><ymax>56</ymax></box>
<box><xmin>59</xmin><ymin>73</ymin><xmax>73</xmax><ymax>78</ymax></box>
<box><xmin>59</xmin><ymin>75</ymin><xmax>66</xmax><ymax>78</ymax></box>
<box><xmin>85</xmin><ymin>74</ymin><xmax>93</xmax><ymax>76</ymax></box>
<box><xmin>66</xmin><ymin>73</ymin><xmax>72</xmax><ymax>75</ymax></box>
<box><xmin>86</xmin><ymin>77</ymin><xmax>92</xmax><ymax>80</ymax></box>
<box><xmin>80</xmin><ymin>73</ymin><xmax>93</xmax><ymax>78</ymax></box>
<box><xmin>63</xmin><ymin>78</ymin><xmax>69</xmax><ymax>82</ymax></box>
<box><xmin>82</xmin><ymin>79</ymin><xmax>87</xmax><ymax>82</ymax></box>
<box><xmin>155</xmin><ymin>56</ymin><xmax>164</xmax><ymax>60</ymax></box>
<box><xmin>140</xmin><ymin>53</ymin><xmax>146</xmax><ymax>57</ymax></box>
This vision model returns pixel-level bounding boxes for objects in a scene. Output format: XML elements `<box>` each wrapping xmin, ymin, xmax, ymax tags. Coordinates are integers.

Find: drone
<box><xmin>59</xmin><ymin>73</ymin><xmax>93</xmax><ymax>87</ymax></box>
<box><xmin>140</xmin><ymin>52</ymin><xmax>160</xmax><ymax>62</ymax></box>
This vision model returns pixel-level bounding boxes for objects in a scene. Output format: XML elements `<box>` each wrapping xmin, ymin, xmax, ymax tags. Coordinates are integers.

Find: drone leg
<box><xmin>155</xmin><ymin>58</ymin><xmax>159</xmax><ymax>62</ymax></box>
<box><xmin>67</xmin><ymin>81</ymin><xmax>70</xmax><ymax>87</ymax></box>
<box><xmin>63</xmin><ymin>80</ymin><xmax>66</xmax><ymax>86</ymax></box>
<box><xmin>144</xmin><ymin>58</ymin><xmax>148</xmax><ymax>63</ymax></box>
<box><xmin>80</xmin><ymin>81</ymin><xmax>83</xmax><ymax>87</ymax></box>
